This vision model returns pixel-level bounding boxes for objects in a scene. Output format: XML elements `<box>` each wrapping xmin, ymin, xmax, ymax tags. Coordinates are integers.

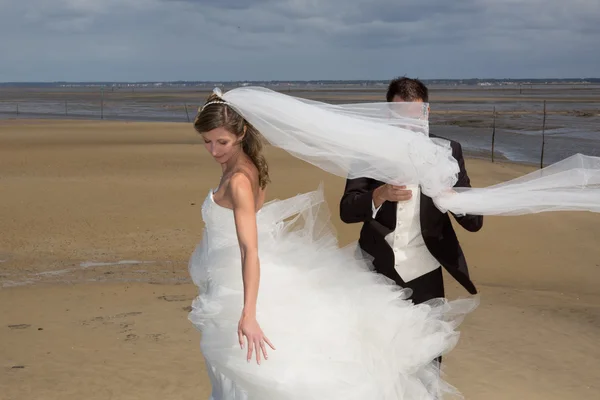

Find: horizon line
<box><xmin>1</xmin><ymin>77</ymin><xmax>600</xmax><ymax>85</ymax></box>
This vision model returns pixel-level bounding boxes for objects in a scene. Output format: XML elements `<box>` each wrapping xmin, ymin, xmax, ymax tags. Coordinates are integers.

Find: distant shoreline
<box><xmin>1</xmin><ymin>78</ymin><xmax>600</xmax><ymax>88</ymax></box>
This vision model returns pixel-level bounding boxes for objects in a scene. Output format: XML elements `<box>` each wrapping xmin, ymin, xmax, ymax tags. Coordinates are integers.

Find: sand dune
<box><xmin>1</xmin><ymin>120</ymin><xmax>599</xmax><ymax>399</ymax></box>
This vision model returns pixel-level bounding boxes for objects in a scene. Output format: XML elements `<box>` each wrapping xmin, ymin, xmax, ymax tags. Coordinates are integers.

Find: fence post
<box><xmin>491</xmin><ymin>106</ymin><xmax>496</xmax><ymax>162</ymax></box>
<box><xmin>101</xmin><ymin>87</ymin><xmax>104</xmax><ymax>120</ymax></box>
<box><xmin>540</xmin><ymin>100</ymin><xmax>546</xmax><ymax>168</ymax></box>
<box><xmin>184</xmin><ymin>103</ymin><xmax>190</xmax><ymax>122</ymax></box>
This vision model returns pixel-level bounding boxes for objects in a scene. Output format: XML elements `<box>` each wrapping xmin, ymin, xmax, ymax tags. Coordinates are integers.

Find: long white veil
<box><xmin>219</xmin><ymin>86</ymin><xmax>600</xmax><ymax>217</ymax></box>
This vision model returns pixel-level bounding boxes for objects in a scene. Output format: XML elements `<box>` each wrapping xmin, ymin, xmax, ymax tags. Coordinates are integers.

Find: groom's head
<box><xmin>386</xmin><ymin>77</ymin><xmax>429</xmax><ymax>103</ymax></box>
<box><xmin>386</xmin><ymin>77</ymin><xmax>430</xmax><ymax>130</ymax></box>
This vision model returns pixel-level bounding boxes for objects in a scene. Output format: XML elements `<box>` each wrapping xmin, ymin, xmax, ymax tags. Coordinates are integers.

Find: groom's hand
<box><xmin>373</xmin><ymin>184</ymin><xmax>413</xmax><ymax>208</ymax></box>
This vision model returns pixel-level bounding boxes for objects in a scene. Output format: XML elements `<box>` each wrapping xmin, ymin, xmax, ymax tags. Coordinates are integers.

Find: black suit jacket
<box><xmin>339</xmin><ymin>136</ymin><xmax>483</xmax><ymax>294</ymax></box>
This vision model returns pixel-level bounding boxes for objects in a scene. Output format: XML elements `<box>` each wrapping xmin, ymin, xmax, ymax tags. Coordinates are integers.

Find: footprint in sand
<box><xmin>114</xmin><ymin>311</ymin><xmax>143</xmax><ymax>318</ymax></box>
<box><xmin>81</xmin><ymin>311</ymin><xmax>143</xmax><ymax>328</ymax></box>
<box><xmin>125</xmin><ymin>333</ymin><xmax>139</xmax><ymax>341</ymax></box>
<box><xmin>119</xmin><ymin>322</ymin><xmax>134</xmax><ymax>333</ymax></box>
<box><xmin>146</xmin><ymin>333</ymin><xmax>167</xmax><ymax>342</ymax></box>
<box><xmin>8</xmin><ymin>324</ymin><xmax>31</xmax><ymax>330</ymax></box>
<box><xmin>157</xmin><ymin>295</ymin><xmax>191</xmax><ymax>302</ymax></box>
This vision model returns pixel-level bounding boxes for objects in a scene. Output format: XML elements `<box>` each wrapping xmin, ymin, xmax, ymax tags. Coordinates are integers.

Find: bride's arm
<box><xmin>229</xmin><ymin>173</ymin><xmax>260</xmax><ymax>318</ymax></box>
<box><xmin>230</xmin><ymin>172</ymin><xmax>274</xmax><ymax>364</ymax></box>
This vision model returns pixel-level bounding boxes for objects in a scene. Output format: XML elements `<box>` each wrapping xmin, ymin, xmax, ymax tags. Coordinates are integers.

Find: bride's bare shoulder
<box><xmin>228</xmin><ymin>170</ymin><xmax>257</xmax><ymax>197</ymax></box>
<box><xmin>230</xmin><ymin>159</ymin><xmax>259</xmax><ymax>189</ymax></box>
<box><xmin>228</xmin><ymin>168</ymin><xmax>265</xmax><ymax>209</ymax></box>
<box><xmin>229</xmin><ymin>171</ymin><xmax>253</xmax><ymax>193</ymax></box>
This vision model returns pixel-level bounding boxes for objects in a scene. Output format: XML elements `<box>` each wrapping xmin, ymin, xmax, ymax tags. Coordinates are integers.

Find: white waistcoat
<box><xmin>372</xmin><ymin>184</ymin><xmax>440</xmax><ymax>282</ymax></box>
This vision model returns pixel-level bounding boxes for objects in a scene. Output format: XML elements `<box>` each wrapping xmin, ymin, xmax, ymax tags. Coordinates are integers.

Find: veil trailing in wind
<box><xmin>216</xmin><ymin>86</ymin><xmax>600</xmax><ymax>217</ymax></box>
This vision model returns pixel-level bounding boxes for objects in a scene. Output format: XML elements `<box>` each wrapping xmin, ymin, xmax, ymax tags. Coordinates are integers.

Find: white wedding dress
<box><xmin>188</xmin><ymin>186</ymin><xmax>478</xmax><ymax>400</ymax></box>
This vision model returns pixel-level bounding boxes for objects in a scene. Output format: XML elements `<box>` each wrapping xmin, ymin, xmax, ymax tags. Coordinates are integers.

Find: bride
<box><xmin>188</xmin><ymin>87</ymin><xmax>600</xmax><ymax>400</ymax></box>
<box><xmin>188</xmin><ymin>90</ymin><xmax>476</xmax><ymax>400</ymax></box>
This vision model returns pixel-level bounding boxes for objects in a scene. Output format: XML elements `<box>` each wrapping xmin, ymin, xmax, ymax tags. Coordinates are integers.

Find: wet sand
<box><xmin>1</xmin><ymin>120</ymin><xmax>599</xmax><ymax>399</ymax></box>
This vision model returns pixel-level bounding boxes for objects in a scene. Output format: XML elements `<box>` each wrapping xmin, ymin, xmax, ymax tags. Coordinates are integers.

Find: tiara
<box><xmin>200</xmin><ymin>100</ymin><xmax>228</xmax><ymax>111</ymax></box>
<box><xmin>199</xmin><ymin>87</ymin><xmax>229</xmax><ymax>112</ymax></box>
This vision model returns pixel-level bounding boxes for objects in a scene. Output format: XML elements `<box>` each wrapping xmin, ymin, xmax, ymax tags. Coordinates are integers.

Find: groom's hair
<box><xmin>386</xmin><ymin>77</ymin><xmax>429</xmax><ymax>102</ymax></box>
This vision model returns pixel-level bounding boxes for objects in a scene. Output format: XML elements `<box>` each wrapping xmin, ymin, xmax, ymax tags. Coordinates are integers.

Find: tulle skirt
<box><xmin>188</xmin><ymin>187</ymin><xmax>477</xmax><ymax>399</ymax></box>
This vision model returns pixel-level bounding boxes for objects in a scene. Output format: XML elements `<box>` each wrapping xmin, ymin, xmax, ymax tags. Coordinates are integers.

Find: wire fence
<box><xmin>0</xmin><ymin>99</ymin><xmax>197</xmax><ymax>122</ymax></box>
<box><xmin>429</xmin><ymin>101</ymin><xmax>600</xmax><ymax>166</ymax></box>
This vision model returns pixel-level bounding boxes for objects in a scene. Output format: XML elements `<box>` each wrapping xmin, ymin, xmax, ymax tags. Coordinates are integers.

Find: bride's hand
<box><xmin>238</xmin><ymin>311</ymin><xmax>275</xmax><ymax>365</ymax></box>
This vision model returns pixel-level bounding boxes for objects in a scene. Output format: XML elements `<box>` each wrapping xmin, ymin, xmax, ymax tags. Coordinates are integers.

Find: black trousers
<box><xmin>398</xmin><ymin>266</ymin><xmax>445</xmax><ymax>305</ymax></box>
<box><xmin>398</xmin><ymin>267</ymin><xmax>445</xmax><ymax>366</ymax></box>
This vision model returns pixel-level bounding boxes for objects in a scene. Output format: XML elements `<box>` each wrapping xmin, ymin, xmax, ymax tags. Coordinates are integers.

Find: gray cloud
<box><xmin>0</xmin><ymin>0</ymin><xmax>598</xmax><ymax>81</ymax></box>
<box><xmin>169</xmin><ymin>0</ymin><xmax>277</xmax><ymax>10</ymax></box>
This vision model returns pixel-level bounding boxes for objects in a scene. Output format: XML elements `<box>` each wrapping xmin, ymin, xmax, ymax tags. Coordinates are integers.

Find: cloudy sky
<box><xmin>1</xmin><ymin>0</ymin><xmax>598</xmax><ymax>82</ymax></box>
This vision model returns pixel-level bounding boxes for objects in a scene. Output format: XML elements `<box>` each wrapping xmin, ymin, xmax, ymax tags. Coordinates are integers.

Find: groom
<box><xmin>339</xmin><ymin>77</ymin><xmax>483</xmax><ymax>305</ymax></box>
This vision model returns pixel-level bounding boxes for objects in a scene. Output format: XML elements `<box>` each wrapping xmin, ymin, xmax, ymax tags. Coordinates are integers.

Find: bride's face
<box><xmin>201</xmin><ymin>127</ymin><xmax>241</xmax><ymax>163</ymax></box>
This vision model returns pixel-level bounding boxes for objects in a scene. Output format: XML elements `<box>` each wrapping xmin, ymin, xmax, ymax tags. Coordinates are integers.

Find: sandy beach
<box><xmin>1</xmin><ymin>119</ymin><xmax>599</xmax><ymax>399</ymax></box>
